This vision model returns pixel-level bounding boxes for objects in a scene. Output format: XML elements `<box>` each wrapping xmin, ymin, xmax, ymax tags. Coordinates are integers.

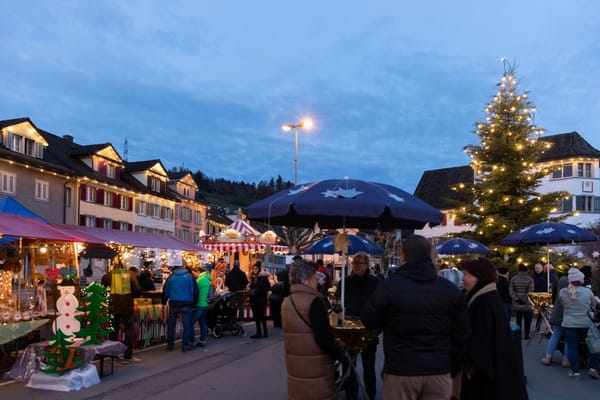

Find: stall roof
<box><xmin>0</xmin><ymin>213</ymin><xmax>84</xmax><ymax>242</ymax></box>
<box><xmin>52</xmin><ymin>224</ymin><xmax>203</xmax><ymax>252</ymax></box>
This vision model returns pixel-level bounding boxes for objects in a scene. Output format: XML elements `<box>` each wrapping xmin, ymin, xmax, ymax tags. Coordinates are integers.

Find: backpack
<box><xmin>207</xmin><ymin>283</ymin><xmax>217</xmax><ymax>304</ymax></box>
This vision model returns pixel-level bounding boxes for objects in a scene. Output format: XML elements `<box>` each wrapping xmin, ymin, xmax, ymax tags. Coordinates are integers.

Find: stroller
<box><xmin>207</xmin><ymin>291</ymin><xmax>246</xmax><ymax>338</ymax></box>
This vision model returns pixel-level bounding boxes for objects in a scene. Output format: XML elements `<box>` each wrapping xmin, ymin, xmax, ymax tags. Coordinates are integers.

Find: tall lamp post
<box><xmin>282</xmin><ymin>118</ymin><xmax>313</xmax><ymax>185</ymax></box>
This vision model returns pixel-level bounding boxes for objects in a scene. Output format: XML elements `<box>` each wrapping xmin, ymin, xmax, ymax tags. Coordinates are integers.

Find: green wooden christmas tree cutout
<box><xmin>75</xmin><ymin>282</ymin><xmax>114</xmax><ymax>345</ymax></box>
<box><xmin>40</xmin><ymin>329</ymin><xmax>84</xmax><ymax>375</ymax></box>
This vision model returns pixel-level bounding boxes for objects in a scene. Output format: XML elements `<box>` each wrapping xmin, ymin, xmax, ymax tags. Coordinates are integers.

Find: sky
<box><xmin>1</xmin><ymin>1</ymin><xmax>599</xmax><ymax>193</ymax></box>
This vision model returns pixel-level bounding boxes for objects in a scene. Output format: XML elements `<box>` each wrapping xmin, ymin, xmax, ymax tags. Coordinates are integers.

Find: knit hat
<box><xmin>568</xmin><ymin>268</ymin><xmax>585</xmax><ymax>283</ymax></box>
<box><xmin>204</xmin><ymin>263</ymin><xmax>213</xmax><ymax>272</ymax></box>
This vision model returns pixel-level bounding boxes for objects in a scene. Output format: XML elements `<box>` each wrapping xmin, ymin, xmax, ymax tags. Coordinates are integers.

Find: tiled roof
<box><xmin>413</xmin><ymin>165</ymin><xmax>473</xmax><ymax>210</ymax></box>
<box><xmin>539</xmin><ymin>132</ymin><xmax>600</xmax><ymax>161</ymax></box>
<box><xmin>125</xmin><ymin>159</ymin><xmax>165</xmax><ymax>173</ymax></box>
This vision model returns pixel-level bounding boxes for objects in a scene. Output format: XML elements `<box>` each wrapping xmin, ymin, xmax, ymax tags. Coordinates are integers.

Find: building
<box><xmin>167</xmin><ymin>170</ymin><xmax>209</xmax><ymax>245</ymax></box>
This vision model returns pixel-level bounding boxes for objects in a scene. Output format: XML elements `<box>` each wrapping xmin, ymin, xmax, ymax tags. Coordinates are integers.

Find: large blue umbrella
<box><xmin>304</xmin><ymin>234</ymin><xmax>383</xmax><ymax>255</ymax></box>
<box><xmin>500</xmin><ymin>222</ymin><xmax>597</xmax><ymax>246</ymax></box>
<box><xmin>435</xmin><ymin>237</ymin><xmax>490</xmax><ymax>255</ymax></box>
<box><xmin>246</xmin><ymin>177</ymin><xmax>443</xmax><ymax>230</ymax></box>
<box><xmin>501</xmin><ymin>221</ymin><xmax>597</xmax><ymax>291</ymax></box>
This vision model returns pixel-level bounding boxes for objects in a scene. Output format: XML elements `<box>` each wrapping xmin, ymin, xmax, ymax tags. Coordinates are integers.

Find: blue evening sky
<box><xmin>1</xmin><ymin>1</ymin><xmax>598</xmax><ymax>192</ymax></box>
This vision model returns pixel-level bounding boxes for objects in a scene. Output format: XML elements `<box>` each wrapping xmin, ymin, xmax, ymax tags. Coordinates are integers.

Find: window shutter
<box><xmin>128</xmin><ymin>197</ymin><xmax>133</xmax><ymax>211</ymax></box>
<box><xmin>96</xmin><ymin>189</ymin><xmax>104</xmax><ymax>204</ymax></box>
<box><xmin>128</xmin><ymin>223</ymin><xmax>133</xmax><ymax>231</ymax></box>
<box><xmin>112</xmin><ymin>220</ymin><xmax>119</xmax><ymax>229</ymax></box>
<box><xmin>115</xmin><ymin>168</ymin><xmax>120</xmax><ymax>179</ymax></box>
<box><xmin>98</xmin><ymin>160</ymin><xmax>106</xmax><ymax>175</ymax></box>
<box><xmin>96</xmin><ymin>218</ymin><xmax>103</xmax><ymax>228</ymax></box>
<box><xmin>80</xmin><ymin>185</ymin><xmax>87</xmax><ymax>201</ymax></box>
<box><xmin>113</xmin><ymin>193</ymin><xmax>120</xmax><ymax>208</ymax></box>
<box><xmin>79</xmin><ymin>215</ymin><xmax>85</xmax><ymax>226</ymax></box>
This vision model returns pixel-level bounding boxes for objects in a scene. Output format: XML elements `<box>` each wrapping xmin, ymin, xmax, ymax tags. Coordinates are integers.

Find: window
<box><xmin>35</xmin><ymin>179</ymin><xmax>49</xmax><ymax>201</ymax></box>
<box><xmin>151</xmin><ymin>204</ymin><xmax>160</xmax><ymax>218</ymax></box>
<box><xmin>183</xmin><ymin>187</ymin><xmax>190</xmax><ymax>198</ymax></box>
<box><xmin>551</xmin><ymin>163</ymin><xmax>574</xmax><ymax>179</ymax></box>
<box><xmin>577</xmin><ymin>163</ymin><xmax>593</xmax><ymax>178</ymax></box>
<box><xmin>106</xmin><ymin>164</ymin><xmax>116</xmax><ymax>178</ymax></box>
<box><xmin>85</xmin><ymin>186</ymin><xmax>97</xmax><ymax>203</ymax></box>
<box><xmin>104</xmin><ymin>191</ymin><xmax>114</xmax><ymax>207</ymax></box>
<box><xmin>65</xmin><ymin>187</ymin><xmax>72</xmax><ymax>207</ymax></box>
<box><xmin>575</xmin><ymin>196</ymin><xmax>595</xmax><ymax>212</ymax></box>
<box><xmin>149</xmin><ymin>176</ymin><xmax>161</xmax><ymax>192</ymax></box>
<box><xmin>136</xmin><ymin>200</ymin><xmax>146</xmax><ymax>215</ymax></box>
<box><xmin>120</xmin><ymin>221</ymin><xmax>130</xmax><ymax>231</ymax></box>
<box><xmin>194</xmin><ymin>210</ymin><xmax>202</xmax><ymax>225</ymax></box>
<box><xmin>120</xmin><ymin>195</ymin><xmax>129</xmax><ymax>210</ymax></box>
<box><xmin>557</xmin><ymin>198</ymin><xmax>573</xmax><ymax>212</ymax></box>
<box><xmin>0</xmin><ymin>171</ymin><xmax>16</xmax><ymax>194</ymax></box>
<box><xmin>103</xmin><ymin>219</ymin><xmax>112</xmax><ymax>229</ymax></box>
<box><xmin>85</xmin><ymin>215</ymin><xmax>96</xmax><ymax>227</ymax></box>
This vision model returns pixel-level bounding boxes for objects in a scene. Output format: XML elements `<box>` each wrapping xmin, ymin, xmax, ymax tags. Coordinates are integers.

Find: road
<box><xmin>1</xmin><ymin>323</ymin><xmax>599</xmax><ymax>399</ymax></box>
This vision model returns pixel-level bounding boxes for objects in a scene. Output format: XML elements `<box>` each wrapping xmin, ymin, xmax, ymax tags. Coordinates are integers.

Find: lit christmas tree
<box><xmin>453</xmin><ymin>60</ymin><xmax>568</xmax><ymax>253</ymax></box>
<box><xmin>40</xmin><ymin>329</ymin><xmax>84</xmax><ymax>375</ymax></box>
<box><xmin>75</xmin><ymin>282</ymin><xmax>113</xmax><ymax>345</ymax></box>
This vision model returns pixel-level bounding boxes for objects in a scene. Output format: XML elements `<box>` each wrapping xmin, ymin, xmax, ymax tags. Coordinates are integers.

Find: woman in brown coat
<box><xmin>282</xmin><ymin>260</ymin><xmax>343</xmax><ymax>400</ymax></box>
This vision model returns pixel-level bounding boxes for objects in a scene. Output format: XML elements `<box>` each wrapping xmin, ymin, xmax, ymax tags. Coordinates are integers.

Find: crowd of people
<box><xmin>99</xmin><ymin>236</ymin><xmax>600</xmax><ymax>400</ymax></box>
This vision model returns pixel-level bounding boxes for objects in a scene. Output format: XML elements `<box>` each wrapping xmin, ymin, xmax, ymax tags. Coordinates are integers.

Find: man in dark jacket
<box><xmin>336</xmin><ymin>252</ymin><xmax>380</xmax><ymax>400</ymax></box>
<box><xmin>163</xmin><ymin>265</ymin><xmax>198</xmax><ymax>352</ymax></box>
<box><xmin>361</xmin><ymin>235</ymin><xmax>470</xmax><ymax>399</ymax></box>
<box><xmin>225</xmin><ymin>260</ymin><xmax>249</xmax><ymax>320</ymax></box>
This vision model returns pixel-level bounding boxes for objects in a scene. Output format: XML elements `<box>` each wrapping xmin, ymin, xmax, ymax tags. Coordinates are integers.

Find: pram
<box><xmin>207</xmin><ymin>290</ymin><xmax>246</xmax><ymax>338</ymax></box>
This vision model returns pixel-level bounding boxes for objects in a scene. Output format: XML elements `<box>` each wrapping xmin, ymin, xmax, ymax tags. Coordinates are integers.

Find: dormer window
<box><xmin>149</xmin><ymin>176</ymin><xmax>161</xmax><ymax>192</ymax></box>
<box><xmin>5</xmin><ymin>132</ymin><xmax>44</xmax><ymax>158</ymax></box>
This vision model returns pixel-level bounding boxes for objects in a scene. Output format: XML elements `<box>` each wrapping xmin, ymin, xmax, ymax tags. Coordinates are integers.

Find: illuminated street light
<box><xmin>281</xmin><ymin>118</ymin><xmax>313</xmax><ymax>185</ymax></box>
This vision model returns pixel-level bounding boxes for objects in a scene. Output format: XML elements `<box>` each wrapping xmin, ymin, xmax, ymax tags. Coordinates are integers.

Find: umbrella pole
<box><xmin>547</xmin><ymin>244</ymin><xmax>550</xmax><ymax>292</ymax></box>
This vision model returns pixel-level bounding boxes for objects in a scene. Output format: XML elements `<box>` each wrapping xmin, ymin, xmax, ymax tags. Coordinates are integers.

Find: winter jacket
<box><xmin>162</xmin><ymin>268</ymin><xmax>198</xmax><ymax>307</ymax></box>
<box><xmin>509</xmin><ymin>272</ymin><xmax>534</xmax><ymax>312</ymax></box>
<box><xmin>559</xmin><ymin>285</ymin><xmax>594</xmax><ymax>328</ymax></box>
<box><xmin>195</xmin><ymin>271</ymin><xmax>212</xmax><ymax>308</ymax></box>
<box><xmin>361</xmin><ymin>259</ymin><xmax>470</xmax><ymax>377</ymax></box>
<box><xmin>225</xmin><ymin>267</ymin><xmax>249</xmax><ymax>292</ymax></box>
<box><xmin>282</xmin><ymin>284</ymin><xmax>338</xmax><ymax>400</ymax></box>
<box><xmin>336</xmin><ymin>270</ymin><xmax>379</xmax><ymax>317</ymax></box>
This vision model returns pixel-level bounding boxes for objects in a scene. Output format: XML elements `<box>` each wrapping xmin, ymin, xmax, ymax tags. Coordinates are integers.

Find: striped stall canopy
<box><xmin>226</xmin><ymin>218</ymin><xmax>261</xmax><ymax>237</ymax></box>
<box><xmin>201</xmin><ymin>242</ymin><xmax>288</xmax><ymax>254</ymax></box>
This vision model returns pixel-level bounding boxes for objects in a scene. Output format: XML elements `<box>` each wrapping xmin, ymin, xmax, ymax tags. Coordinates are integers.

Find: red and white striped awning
<box><xmin>201</xmin><ymin>242</ymin><xmax>289</xmax><ymax>254</ymax></box>
<box><xmin>226</xmin><ymin>218</ymin><xmax>260</xmax><ymax>237</ymax></box>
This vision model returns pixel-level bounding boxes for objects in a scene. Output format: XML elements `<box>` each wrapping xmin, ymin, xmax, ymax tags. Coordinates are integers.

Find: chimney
<box><xmin>63</xmin><ymin>134</ymin><xmax>74</xmax><ymax>142</ymax></box>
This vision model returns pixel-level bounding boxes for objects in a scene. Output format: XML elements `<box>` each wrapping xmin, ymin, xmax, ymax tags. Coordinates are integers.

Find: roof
<box><xmin>413</xmin><ymin>165</ymin><xmax>473</xmax><ymax>210</ymax></box>
<box><xmin>539</xmin><ymin>132</ymin><xmax>600</xmax><ymax>162</ymax></box>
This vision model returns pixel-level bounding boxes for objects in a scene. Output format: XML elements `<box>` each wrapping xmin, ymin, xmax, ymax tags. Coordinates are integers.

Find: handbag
<box><xmin>586</xmin><ymin>324</ymin><xmax>600</xmax><ymax>354</ymax></box>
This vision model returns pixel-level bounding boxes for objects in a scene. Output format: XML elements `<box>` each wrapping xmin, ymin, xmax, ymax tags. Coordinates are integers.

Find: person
<box><xmin>510</xmin><ymin>263</ymin><xmax>534</xmax><ymax>339</ymax></box>
<box><xmin>225</xmin><ymin>260</ymin><xmax>249</xmax><ymax>320</ymax></box>
<box><xmin>162</xmin><ymin>264</ymin><xmax>198</xmax><ymax>352</ymax></box>
<box><xmin>139</xmin><ymin>261</ymin><xmax>156</xmax><ymax>292</ymax></box>
<box><xmin>496</xmin><ymin>267</ymin><xmax>513</xmax><ymax>320</ymax></box>
<box><xmin>282</xmin><ymin>259</ymin><xmax>344</xmax><ymax>399</ymax></box>
<box><xmin>459</xmin><ymin>257</ymin><xmax>529</xmax><ymax>399</ymax></box>
<box><xmin>101</xmin><ymin>262</ymin><xmax>142</xmax><ymax>363</ymax></box>
<box><xmin>129</xmin><ymin>267</ymin><xmax>156</xmax><ymax>292</ymax></box>
<box><xmin>248</xmin><ymin>260</ymin><xmax>271</xmax><ymax>338</ymax></box>
<box><xmin>531</xmin><ymin>263</ymin><xmax>547</xmax><ymax>292</ymax></box>
<box><xmin>438</xmin><ymin>262</ymin><xmax>465</xmax><ymax>291</ymax></box>
<box><xmin>191</xmin><ymin>265</ymin><xmax>211</xmax><ymax>348</ymax></box>
<box><xmin>361</xmin><ymin>235</ymin><xmax>470</xmax><ymax>400</ymax></box>
<box><xmin>269</xmin><ymin>278</ymin><xmax>284</xmax><ymax>328</ymax></box>
<box><xmin>540</xmin><ymin>293</ymin><xmax>570</xmax><ymax>368</ymax></box>
<box><xmin>557</xmin><ymin>267</ymin><xmax>599</xmax><ymax>378</ymax></box>
<box><xmin>373</xmin><ymin>263</ymin><xmax>385</xmax><ymax>280</ymax></box>
<box><xmin>337</xmin><ymin>252</ymin><xmax>380</xmax><ymax>400</ymax></box>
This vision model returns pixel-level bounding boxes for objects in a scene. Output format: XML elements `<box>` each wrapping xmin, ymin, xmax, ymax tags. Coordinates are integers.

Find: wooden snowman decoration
<box><xmin>53</xmin><ymin>286</ymin><xmax>80</xmax><ymax>336</ymax></box>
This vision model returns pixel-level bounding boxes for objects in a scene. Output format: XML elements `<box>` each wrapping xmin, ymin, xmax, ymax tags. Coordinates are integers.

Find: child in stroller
<box><xmin>207</xmin><ymin>290</ymin><xmax>246</xmax><ymax>338</ymax></box>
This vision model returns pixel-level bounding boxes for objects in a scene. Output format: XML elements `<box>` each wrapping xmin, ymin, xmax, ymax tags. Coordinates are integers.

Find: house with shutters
<box><xmin>0</xmin><ymin>117</ymin><xmax>180</xmax><ymax>236</ymax></box>
<box><xmin>167</xmin><ymin>171</ymin><xmax>209</xmax><ymax>245</ymax></box>
<box><xmin>415</xmin><ymin>131</ymin><xmax>600</xmax><ymax>239</ymax></box>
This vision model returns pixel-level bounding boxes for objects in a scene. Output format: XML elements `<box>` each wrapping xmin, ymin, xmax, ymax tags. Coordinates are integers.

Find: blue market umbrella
<box><xmin>501</xmin><ymin>221</ymin><xmax>597</xmax><ymax>291</ymax></box>
<box><xmin>246</xmin><ymin>177</ymin><xmax>443</xmax><ymax>230</ymax></box>
<box><xmin>435</xmin><ymin>237</ymin><xmax>490</xmax><ymax>255</ymax></box>
<box><xmin>500</xmin><ymin>222</ymin><xmax>597</xmax><ymax>246</ymax></box>
<box><xmin>304</xmin><ymin>234</ymin><xmax>383</xmax><ymax>255</ymax></box>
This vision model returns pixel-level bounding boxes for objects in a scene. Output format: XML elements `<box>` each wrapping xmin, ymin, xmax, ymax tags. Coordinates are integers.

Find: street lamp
<box><xmin>282</xmin><ymin>118</ymin><xmax>313</xmax><ymax>185</ymax></box>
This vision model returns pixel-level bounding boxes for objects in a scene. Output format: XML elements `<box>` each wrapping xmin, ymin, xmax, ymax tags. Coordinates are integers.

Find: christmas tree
<box><xmin>453</xmin><ymin>61</ymin><xmax>568</xmax><ymax>252</ymax></box>
<box><xmin>75</xmin><ymin>282</ymin><xmax>113</xmax><ymax>345</ymax></box>
<box><xmin>40</xmin><ymin>329</ymin><xmax>84</xmax><ymax>375</ymax></box>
